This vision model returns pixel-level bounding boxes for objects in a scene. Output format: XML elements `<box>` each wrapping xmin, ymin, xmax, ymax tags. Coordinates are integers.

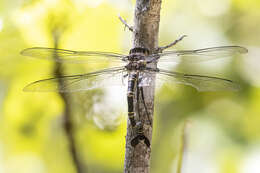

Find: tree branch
<box><xmin>52</xmin><ymin>31</ymin><xmax>85</xmax><ymax>173</ymax></box>
<box><xmin>157</xmin><ymin>35</ymin><xmax>187</xmax><ymax>52</ymax></box>
<box><xmin>118</xmin><ymin>15</ymin><xmax>134</xmax><ymax>32</ymax></box>
<box><xmin>124</xmin><ymin>0</ymin><xmax>162</xmax><ymax>173</ymax></box>
<box><xmin>177</xmin><ymin>120</ymin><xmax>190</xmax><ymax>173</ymax></box>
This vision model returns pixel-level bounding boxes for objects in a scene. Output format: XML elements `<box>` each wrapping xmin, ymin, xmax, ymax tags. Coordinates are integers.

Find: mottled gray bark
<box><xmin>124</xmin><ymin>0</ymin><xmax>162</xmax><ymax>173</ymax></box>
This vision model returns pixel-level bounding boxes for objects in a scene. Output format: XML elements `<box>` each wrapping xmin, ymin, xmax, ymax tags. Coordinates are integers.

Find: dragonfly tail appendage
<box><xmin>130</xmin><ymin>121</ymin><xmax>150</xmax><ymax>148</ymax></box>
<box><xmin>130</xmin><ymin>133</ymin><xmax>150</xmax><ymax>148</ymax></box>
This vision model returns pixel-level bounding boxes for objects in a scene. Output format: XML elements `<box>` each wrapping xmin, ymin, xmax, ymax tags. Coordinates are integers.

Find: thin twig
<box><xmin>118</xmin><ymin>15</ymin><xmax>134</xmax><ymax>32</ymax></box>
<box><xmin>157</xmin><ymin>35</ymin><xmax>187</xmax><ymax>52</ymax></box>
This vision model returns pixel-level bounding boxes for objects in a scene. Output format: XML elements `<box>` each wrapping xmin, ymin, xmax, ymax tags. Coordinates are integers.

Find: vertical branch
<box><xmin>52</xmin><ymin>31</ymin><xmax>85</xmax><ymax>173</ymax></box>
<box><xmin>177</xmin><ymin>120</ymin><xmax>190</xmax><ymax>173</ymax></box>
<box><xmin>124</xmin><ymin>0</ymin><xmax>162</xmax><ymax>173</ymax></box>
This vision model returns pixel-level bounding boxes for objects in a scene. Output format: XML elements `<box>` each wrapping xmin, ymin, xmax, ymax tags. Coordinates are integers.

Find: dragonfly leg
<box><xmin>139</xmin><ymin>86</ymin><xmax>152</xmax><ymax>126</ymax></box>
<box><xmin>122</xmin><ymin>73</ymin><xmax>128</xmax><ymax>86</ymax></box>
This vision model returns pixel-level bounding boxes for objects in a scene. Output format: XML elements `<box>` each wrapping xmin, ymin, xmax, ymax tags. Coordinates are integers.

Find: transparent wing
<box><xmin>21</xmin><ymin>47</ymin><xmax>127</xmax><ymax>63</ymax></box>
<box><xmin>24</xmin><ymin>67</ymin><xmax>126</xmax><ymax>92</ymax></box>
<box><xmin>149</xmin><ymin>46</ymin><xmax>248</xmax><ymax>63</ymax></box>
<box><xmin>138</xmin><ymin>71</ymin><xmax>156</xmax><ymax>87</ymax></box>
<box><xmin>142</xmin><ymin>68</ymin><xmax>240</xmax><ymax>91</ymax></box>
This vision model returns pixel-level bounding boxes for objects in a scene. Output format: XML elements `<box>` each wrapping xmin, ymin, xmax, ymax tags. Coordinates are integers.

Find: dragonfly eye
<box><xmin>130</xmin><ymin>47</ymin><xmax>150</xmax><ymax>55</ymax></box>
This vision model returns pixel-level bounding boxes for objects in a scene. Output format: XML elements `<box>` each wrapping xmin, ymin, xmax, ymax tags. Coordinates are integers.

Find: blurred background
<box><xmin>0</xmin><ymin>0</ymin><xmax>259</xmax><ymax>172</ymax></box>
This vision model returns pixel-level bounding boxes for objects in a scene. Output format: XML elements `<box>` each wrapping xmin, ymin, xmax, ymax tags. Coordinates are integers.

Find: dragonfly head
<box><xmin>129</xmin><ymin>47</ymin><xmax>150</xmax><ymax>56</ymax></box>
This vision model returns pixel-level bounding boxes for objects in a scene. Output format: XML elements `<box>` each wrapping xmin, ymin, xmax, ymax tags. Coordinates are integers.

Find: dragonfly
<box><xmin>21</xmin><ymin>37</ymin><xmax>248</xmax><ymax>147</ymax></box>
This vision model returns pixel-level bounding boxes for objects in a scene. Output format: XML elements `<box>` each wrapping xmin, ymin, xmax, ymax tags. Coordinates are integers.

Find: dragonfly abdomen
<box><xmin>127</xmin><ymin>73</ymin><xmax>138</xmax><ymax>127</ymax></box>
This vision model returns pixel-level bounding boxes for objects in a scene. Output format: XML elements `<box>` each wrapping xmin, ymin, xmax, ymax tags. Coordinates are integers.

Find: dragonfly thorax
<box><xmin>128</xmin><ymin>47</ymin><xmax>149</xmax><ymax>61</ymax></box>
<box><xmin>126</xmin><ymin>47</ymin><xmax>150</xmax><ymax>69</ymax></box>
<box><xmin>125</xmin><ymin>60</ymin><xmax>147</xmax><ymax>71</ymax></box>
<box><xmin>127</xmin><ymin>54</ymin><xmax>145</xmax><ymax>61</ymax></box>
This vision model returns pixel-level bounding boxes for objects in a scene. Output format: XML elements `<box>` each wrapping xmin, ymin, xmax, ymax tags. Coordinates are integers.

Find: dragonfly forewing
<box><xmin>24</xmin><ymin>67</ymin><xmax>126</xmax><ymax>92</ymax></box>
<box><xmin>21</xmin><ymin>47</ymin><xmax>127</xmax><ymax>63</ymax></box>
<box><xmin>151</xmin><ymin>46</ymin><xmax>248</xmax><ymax>63</ymax></box>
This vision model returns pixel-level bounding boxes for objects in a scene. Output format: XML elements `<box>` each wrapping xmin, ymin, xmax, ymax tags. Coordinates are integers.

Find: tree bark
<box><xmin>124</xmin><ymin>0</ymin><xmax>162</xmax><ymax>173</ymax></box>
